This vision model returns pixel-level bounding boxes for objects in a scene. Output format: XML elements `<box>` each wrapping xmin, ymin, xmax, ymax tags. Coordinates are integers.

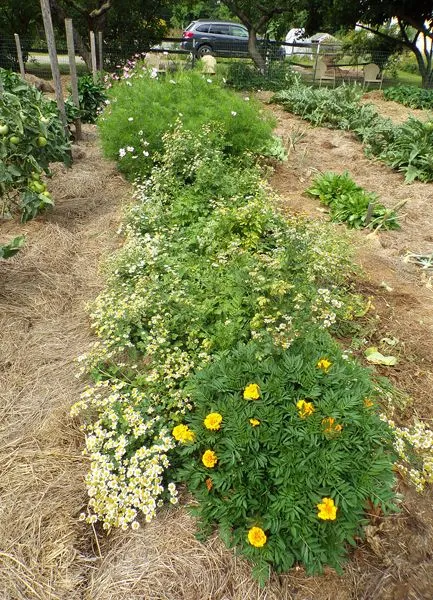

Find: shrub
<box><xmin>177</xmin><ymin>335</ymin><xmax>397</xmax><ymax>581</ymax></box>
<box><xmin>306</xmin><ymin>171</ymin><xmax>400</xmax><ymax>230</ymax></box>
<box><xmin>226</xmin><ymin>61</ymin><xmax>300</xmax><ymax>91</ymax></box>
<box><xmin>98</xmin><ymin>68</ymin><xmax>276</xmax><ymax>178</ymax></box>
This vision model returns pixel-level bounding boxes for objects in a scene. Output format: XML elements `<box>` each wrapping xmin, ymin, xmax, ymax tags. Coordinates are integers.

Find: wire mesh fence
<box><xmin>0</xmin><ymin>33</ymin><xmax>426</xmax><ymax>89</ymax></box>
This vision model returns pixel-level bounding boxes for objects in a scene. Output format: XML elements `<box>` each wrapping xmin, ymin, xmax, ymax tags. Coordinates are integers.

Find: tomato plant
<box><xmin>0</xmin><ymin>68</ymin><xmax>71</xmax><ymax>225</ymax></box>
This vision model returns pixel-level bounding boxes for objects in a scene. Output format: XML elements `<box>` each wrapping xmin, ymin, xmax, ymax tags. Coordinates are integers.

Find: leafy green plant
<box><xmin>0</xmin><ymin>235</ymin><xmax>25</xmax><ymax>259</ymax></box>
<box><xmin>306</xmin><ymin>171</ymin><xmax>400</xmax><ymax>229</ymax></box>
<box><xmin>176</xmin><ymin>336</ymin><xmax>397</xmax><ymax>581</ymax></box>
<box><xmin>98</xmin><ymin>68</ymin><xmax>276</xmax><ymax>179</ymax></box>
<box><xmin>226</xmin><ymin>61</ymin><xmax>300</xmax><ymax>91</ymax></box>
<box><xmin>383</xmin><ymin>85</ymin><xmax>433</xmax><ymax>109</ymax></box>
<box><xmin>0</xmin><ymin>68</ymin><xmax>71</xmax><ymax>223</ymax></box>
<box><xmin>69</xmin><ymin>73</ymin><xmax>108</xmax><ymax>124</ymax></box>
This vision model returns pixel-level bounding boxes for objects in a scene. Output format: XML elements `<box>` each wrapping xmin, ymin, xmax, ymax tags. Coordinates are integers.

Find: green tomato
<box><xmin>9</xmin><ymin>136</ymin><xmax>20</xmax><ymax>145</ymax></box>
<box><xmin>31</xmin><ymin>171</ymin><xmax>41</xmax><ymax>181</ymax></box>
<box><xmin>424</xmin><ymin>122</ymin><xmax>433</xmax><ymax>132</ymax></box>
<box><xmin>0</xmin><ymin>124</ymin><xmax>9</xmax><ymax>136</ymax></box>
<box><xmin>37</xmin><ymin>136</ymin><xmax>48</xmax><ymax>147</ymax></box>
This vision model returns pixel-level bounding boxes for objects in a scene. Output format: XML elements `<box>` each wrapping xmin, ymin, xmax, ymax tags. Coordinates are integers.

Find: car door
<box><xmin>229</xmin><ymin>24</ymin><xmax>249</xmax><ymax>56</ymax></box>
<box><xmin>208</xmin><ymin>24</ymin><xmax>231</xmax><ymax>55</ymax></box>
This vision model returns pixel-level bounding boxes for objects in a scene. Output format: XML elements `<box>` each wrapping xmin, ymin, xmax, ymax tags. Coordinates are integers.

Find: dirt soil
<box><xmin>1</xmin><ymin>98</ymin><xmax>433</xmax><ymax>599</ymax></box>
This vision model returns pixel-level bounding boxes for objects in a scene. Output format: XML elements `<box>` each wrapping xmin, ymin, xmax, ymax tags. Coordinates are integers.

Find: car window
<box><xmin>196</xmin><ymin>24</ymin><xmax>210</xmax><ymax>32</ymax></box>
<box><xmin>230</xmin><ymin>25</ymin><xmax>248</xmax><ymax>38</ymax></box>
<box><xmin>185</xmin><ymin>22</ymin><xmax>196</xmax><ymax>31</ymax></box>
<box><xmin>209</xmin><ymin>24</ymin><xmax>230</xmax><ymax>35</ymax></box>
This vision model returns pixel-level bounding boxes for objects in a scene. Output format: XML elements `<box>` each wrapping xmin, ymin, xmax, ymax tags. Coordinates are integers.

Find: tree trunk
<box><xmin>247</xmin><ymin>27</ymin><xmax>266</xmax><ymax>73</ymax></box>
<box><xmin>49</xmin><ymin>0</ymin><xmax>93</xmax><ymax>70</ymax></box>
<box><xmin>412</xmin><ymin>43</ymin><xmax>433</xmax><ymax>89</ymax></box>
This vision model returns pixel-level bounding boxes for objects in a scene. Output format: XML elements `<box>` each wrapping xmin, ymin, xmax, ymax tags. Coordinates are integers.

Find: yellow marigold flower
<box><xmin>202</xmin><ymin>449</ymin><xmax>218</xmax><ymax>468</ymax></box>
<box><xmin>334</xmin><ymin>423</ymin><xmax>343</xmax><ymax>432</ymax></box>
<box><xmin>247</xmin><ymin>526</ymin><xmax>267</xmax><ymax>548</ymax></box>
<box><xmin>243</xmin><ymin>383</ymin><xmax>260</xmax><ymax>400</ymax></box>
<box><xmin>205</xmin><ymin>477</ymin><xmax>213</xmax><ymax>491</ymax></box>
<box><xmin>364</xmin><ymin>398</ymin><xmax>374</xmax><ymax>408</ymax></box>
<box><xmin>204</xmin><ymin>412</ymin><xmax>223</xmax><ymax>431</ymax></box>
<box><xmin>172</xmin><ymin>424</ymin><xmax>195</xmax><ymax>443</ymax></box>
<box><xmin>317</xmin><ymin>358</ymin><xmax>332</xmax><ymax>373</ymax></box>
<box><xmin>296</xmin><ymin>399</ymin><xmax>315</xmax><ymax>418</ymax></box>
<box><xmin>249</xmin><ymin>418</ymin><xmax>260</xmax><ymax>427</ymax></box>
<box><xmin>317</xmin><ymin>497</ymin><xmax>337</xmax><ymax>521</ymax></box>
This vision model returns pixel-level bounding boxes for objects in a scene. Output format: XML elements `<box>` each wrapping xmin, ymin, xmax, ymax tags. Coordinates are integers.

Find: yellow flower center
<box><xmin>317</xmin><ymin>497</ymin><xmax>337</xmax><ymax>521</ymax></box>
<box><xmin>172</xmin><ymin>424</ymin><xmax>195</xmax><ymax>443</ymax></box>
<box><xmin>364</xmin><ymin>398</ymin><xmax>374</xmax><ymax>408</ymax></box>
<box><xmin>202</xmin><ymin>449</ymin><xmax>218</xmax><ymax>468</ymax></box>
<box><xmin>204</xmin><ymin>412</ymin><xmax>223</xmax><ymax>431</ymax></box>
<box><xmin>243</xmin><ymin>383</ymin><xmax>260</xmax><ymax>400</ymax></box>
<box><xmin>247</xmin><ymin>526</ymin><xmax>267</xmax><ymax>547</ymax></box>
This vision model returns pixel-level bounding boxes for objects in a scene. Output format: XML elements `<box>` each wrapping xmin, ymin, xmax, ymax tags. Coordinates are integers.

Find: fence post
<box><xmin>14</xmin><ymin>33</ymin><xmax>26</xmax><ymax>79</ymax></box>
<box><xmin>40</xmin><ymin>0</ymin><xmax>68</xmax><ymax>130</ymax></box>
<box><xmin>0</xmin><ymin>77</ymin><xmax>4</xmax><ymax>94</ymax></box>
<box><xmin>98</xmin><ymin>30</ymin><xmax>103</xmax><ymax>71</ymax></box>
<box><xmin>90</xmin><ymin>31</ymin><xmax>98</xmax><ymax>81</ymax></box>
<box><xmin>65</xmin><ymin>18</ymin><xmax>82</xmax><ymax>141</ymax></box>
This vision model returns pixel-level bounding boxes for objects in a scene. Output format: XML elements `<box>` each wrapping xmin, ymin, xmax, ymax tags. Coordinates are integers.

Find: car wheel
<box><xmin>197</xmin><ymin>44</ymin><xmax>213</xmax><ymax>58</ymax></box>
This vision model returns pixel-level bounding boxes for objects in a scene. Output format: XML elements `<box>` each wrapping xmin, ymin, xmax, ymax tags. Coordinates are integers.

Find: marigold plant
<box><xmin>177</xmin><ymin>335</ymin><xmax>397</xmax><ymax>582</ymax></box>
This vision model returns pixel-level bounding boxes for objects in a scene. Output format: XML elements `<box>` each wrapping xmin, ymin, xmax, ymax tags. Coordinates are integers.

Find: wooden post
<box><xmin>14</xmin><ymin>33</ymin><xmax>26</xmax><ymax>79</ymax></box>
<box><xmin>90</xmin><ymin>31</ymin><xmax>98</xmax><ymax>82</ymax></box>
<box><xmin>98</xmin><ymin>30</ymin><xmax>103</xmax><ymax>71</ymax></box>
<box><xmin>0</xmin><ymin>78</ymin><xmax>4</xmax><ymax>94</ymax></box>
<box><xmin>40</xmin><ymin>0</ymin><xmax>67</xmax><ymax>129</ymax></box>
<box><xmin>65</xmin><ymin>18</ymin><xmax>82</xmax><ymax>140</ymax></box>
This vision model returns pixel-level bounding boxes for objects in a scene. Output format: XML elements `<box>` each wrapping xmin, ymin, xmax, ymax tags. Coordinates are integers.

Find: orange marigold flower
<box><xmin>322</xmin><ymin>417</ymin><xmax>343</xmax><ymax>434</ymax></box>
<box><xmin>364</xmin><ymin>398</ymin><xmax>374</xmax><ymax>408</ymax></box>
<box><xmin>317</xmin><ymin>497</ymin><xmax>337</xmax><ymax>521</ymax></box>
<box><xmin>204</xmin><ymin>412</ymin><xmax>223</xmax><ymax>431</ymax></box>
<box><xmin>317</xmin><ymin>358</ymin><xmax>332</xmax><ymax>373</ymax></box>
<box><xmin>202</xmin><ymin>449</ymin><xmax>218</xmax><ymax>468</ymax></box>
<box><xmin>172</xmin><ymin>424</ymin><xmax>195</xmax><ymax>443</ymax></box>
<box><xmin>205</xmin><ymin>478</ymin><xmax>213</xmax><ymax>491</ymax></box>
<box><xmin>243</xmin><ymin>383</ymin><xmax>260</xmax><ymax>400</ymax></box>
<box><xmin>296</xmin><ymin>399</ymin><xmax>315</xmax><ymax>418</ymax></box>
<box><xmin>247</xmin><ymin>526</ymin><xmax>267</xmax><ymax>548</ymax></box>
<box><xmin>249</xmin><ymin>418</ymin><xmax>260</xmax><ymax>427</ymax></box>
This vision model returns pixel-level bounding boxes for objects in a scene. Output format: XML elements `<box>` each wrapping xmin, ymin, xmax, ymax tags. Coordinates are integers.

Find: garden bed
<box><xmin>1</xmin><ymin>77</ymin><xmax>433</xmax><ymax>599</ymax></box>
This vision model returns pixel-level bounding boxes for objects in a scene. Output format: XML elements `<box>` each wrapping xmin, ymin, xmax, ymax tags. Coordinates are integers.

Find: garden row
<box><xmin>73</xmin><ymin>65</ymin><xmax>400</xmax><ymax>582</ymax></box>
<box><xmin>274</xmin><ymin>83</ymin><xmax>433</xmax><ymax>183</ymax></box>
<box><xmin>0</xmin><ymin>68</ymin><xmax>107</xmax><ymax>258</ymax></box>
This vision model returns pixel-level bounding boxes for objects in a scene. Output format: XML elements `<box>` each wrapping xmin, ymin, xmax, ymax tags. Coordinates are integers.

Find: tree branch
<box><xmin>355</xmin><ymin>22</ymin><xmax>406</xmax><ymax>48</ymax></box>
<box><xmin>89</xmin><ymin>1</ymin><xmax>112</xmax><ymax>19</ymax></box>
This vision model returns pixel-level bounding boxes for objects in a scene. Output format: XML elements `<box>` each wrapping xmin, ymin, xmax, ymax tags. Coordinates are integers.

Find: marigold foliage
<box><xmin>177</xmin><ymin>336</ymin><xmax>397</xmax><ymax>577</ymax></box>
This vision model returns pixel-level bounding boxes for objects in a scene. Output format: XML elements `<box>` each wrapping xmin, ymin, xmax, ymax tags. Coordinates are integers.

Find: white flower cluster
<box><xmin>381</xmin><ymin>415</ymin><xmax>433</xmax><ymax>493</ymax></box>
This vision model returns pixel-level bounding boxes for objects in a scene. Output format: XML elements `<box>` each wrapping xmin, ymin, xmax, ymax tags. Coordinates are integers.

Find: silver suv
<box><xmin>181</xmin><ymin>20</ymin><xmax>284</xmax><ymax>60</ymax></box>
